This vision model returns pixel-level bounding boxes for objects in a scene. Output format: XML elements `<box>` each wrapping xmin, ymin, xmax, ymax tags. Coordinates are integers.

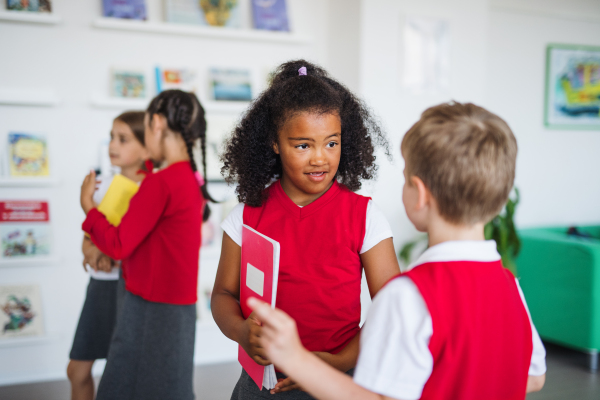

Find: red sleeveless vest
<box><xmin>243</xmin><ymin>180</ymin><xmax>369</xmax><ymax>353</ymax></box>
<box><xmin>403</xmin><ymin>261</ymin><xmax>532</xmax><ymax>400</ymax></box>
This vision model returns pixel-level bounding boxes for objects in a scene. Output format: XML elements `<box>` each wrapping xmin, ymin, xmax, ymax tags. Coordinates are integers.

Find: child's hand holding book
<box><xmin>247</xmin><ymin>297</ymin><xmax>306</xmax><ymax>374</ymax></box>
<box><xmin>239</xmin><ymin>311</ymin><xmax>271</xmax><ymax>367</ymax></box>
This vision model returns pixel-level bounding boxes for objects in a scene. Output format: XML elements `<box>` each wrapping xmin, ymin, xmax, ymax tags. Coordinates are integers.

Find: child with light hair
<box><xmin>248</xmin><ymin>102</ymin><xmax>547</xmax><ymax>400</ymax></box>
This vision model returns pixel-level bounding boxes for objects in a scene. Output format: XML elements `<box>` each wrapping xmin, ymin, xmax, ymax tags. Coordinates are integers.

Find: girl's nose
<box><xmin>310</xmin><ymin>148</ymin><xmax>326</xmax><ymax>165</ymax></box>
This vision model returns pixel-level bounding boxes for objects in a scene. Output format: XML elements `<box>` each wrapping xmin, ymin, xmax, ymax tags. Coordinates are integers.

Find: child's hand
<box><xmin>96</xmin><ymin>254</ymin><xmax>114</xmax><ymax>272</ymax></box>
<box><xmin>247</xmin><ymin>297</ymin><xmax>306</xmax><ymax>372</ymax></box>
<box><xmin>239</xmin><ymin>311</ymin><xmax>271</xmax><ymax>366</ymax></box>
<box><xmin>80</xmin><ymin>170</ymin><xmax>97</xmax><ymax>215</ymax></box>
<box><xmin>270</xmin><ymin>352</ymin><xmax>343</xmax><ymax>393</ymax></box>
<box><xmin>82</xmin><ymin>244</ymin><xmax>113</xmax><ymax>273</ymax></box>
<box><xmin>271</xmin><ymin>377</ymin><xmax>303</xmax><ymax>394</ymax></box>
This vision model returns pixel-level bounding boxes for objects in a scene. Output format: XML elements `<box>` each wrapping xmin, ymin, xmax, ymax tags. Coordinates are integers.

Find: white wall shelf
<box><xmin>203</xmin><ymin>100</ymin><xmax>251</xmax><ymax>115</ymax></box>
<box><xmin>0</xmin><ymin>177</ymin><xmax>60</xmax><ymax>187</ymax></box>
<box><xmin>0</xmin><ymin>11</ymin><xmax>61</xmax><ymax>25</ymax></box>
<box><xmin>90</xmin><ymin>93</ymin><xmax>149</xmax><ymax>110</ymax></box>
<box><xmin>92</xmin><ymin>17</ymin><xmax>311</xmax><ymax>44</ymax></box>
<box><xmin>0</xmin><ymin>333</ymin><xmax>62</xmax><ymax>349</ymax></box>
<box><xmin>0</xmin><ymin>256</ymin><xmax>60</xmax><ymax>268</ymax></box>
<box><xmin>0</xmin><ymin>89</ymin><xmax>60</xmax><ymax>107</ymax></box>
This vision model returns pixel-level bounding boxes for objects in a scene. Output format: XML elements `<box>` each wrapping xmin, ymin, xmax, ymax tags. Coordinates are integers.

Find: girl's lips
<box><xmin>306</xmin><ymin>171</ymin><xmax>327</xmax><ymax>182</ymax></box>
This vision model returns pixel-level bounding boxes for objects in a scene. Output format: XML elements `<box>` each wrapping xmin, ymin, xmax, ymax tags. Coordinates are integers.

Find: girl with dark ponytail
<box><xmin>79</xmin><ymin>89</ymin><xmax>211</xmax><ymax>400</ymax></box>
<box><xmin>213</xmin><ymin>60</ymin><xmax>400</xmax><ymax>399</ymax></box>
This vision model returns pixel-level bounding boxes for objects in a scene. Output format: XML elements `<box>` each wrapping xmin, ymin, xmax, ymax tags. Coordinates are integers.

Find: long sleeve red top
<box><xmin>82</xmin><ymin>161</ymin><xmax>203</xmax><ymax>305</ymax></box>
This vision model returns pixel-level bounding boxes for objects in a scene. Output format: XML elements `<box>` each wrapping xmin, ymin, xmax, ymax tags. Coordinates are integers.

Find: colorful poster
<box><xmin>0</xmin><ymin>201</ymin><xmax>51</xmax><ymax>259</ymax></box>
<box><xmin>6</xmin><ymin>0</ymin><xmax>52</xmax><ymax>12</ymax></box>
<box><xmin>102</xmin><ymin>0</ymin><xmax>147</xmax><ymax>20</ymax></box>
<box><xmin>111</xmin><ymin>69</ymin><xmax>146</xmax><ymax>99</ymax></box>
<box><xmin>210</xmin><ymin>69</ymin><xmax>252</xmax><ymax>101</ymax></box>
<box><xmin>8</xmin><ymin>132</ymin><xmax>50</xmax><ymax>177</ymax></box>
<box><xmin>164</xmin><ymin>0</ymin><xmax>240</xmax><ymax>28</ymax></box>
<box><xmin>545</xmin><ymin>44</ymin><xmax>600</xmax><ymax>129</ymax></box>
<box><xmin>155</xmin><ymin>67</ymin><xmax>199</xmax><ymax>94</ymax></box>
<box><xmin>252</xmin><ymin>0</ymin><xmax>289</xmax><ymax>31</ymax></box>
<box><xmin>0</xmin><ymin>285</ymin><xmax>44</xmax><ymax>339</ymax></box>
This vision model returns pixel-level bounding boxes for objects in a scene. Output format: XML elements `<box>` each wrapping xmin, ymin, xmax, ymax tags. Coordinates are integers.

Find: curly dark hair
<box><xmin>147</xmin><ymin>89</ymin><xmax>215</xmax><ymax>221</ymax></box>
<box><xmin>221</xmin><ymin>60</ymin><xmax>390</xmax><ymax>207</ymax></box>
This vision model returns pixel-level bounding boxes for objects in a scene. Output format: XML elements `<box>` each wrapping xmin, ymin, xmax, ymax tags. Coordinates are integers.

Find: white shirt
<box><xmin>353</xmin><ymin>241</ymin><xmax>547</xmax><ymax>400</ymax></box>
<box><xmin>88</xmin><ymin>175</ymin><xmax>120</xmax><ymax>281</ymax></box>
<box><xmin>221</xmin><ymin>200</ymin><xmax>393</xmax><ymax>254</ymax></box>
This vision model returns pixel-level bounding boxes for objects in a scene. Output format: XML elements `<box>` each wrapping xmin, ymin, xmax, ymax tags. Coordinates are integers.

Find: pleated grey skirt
<box><xmin>96</xmin><ymin>291</ymin><xmax>197</xmax><ymax>400</ymax></box>
<box><xmin>230</xmin><ymin>368</ymin><xmax>355</xmax><ymax>400</ymax></box>
<box><xmin>69</xmin><ymin>276</ymin><xmax>126</xmax><ymax>361</ymax></box>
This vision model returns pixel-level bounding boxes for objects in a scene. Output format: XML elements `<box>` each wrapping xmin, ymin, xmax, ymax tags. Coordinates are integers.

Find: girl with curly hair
<box><xmin>212</xmin><ymin>60</ymin><xmax>401</xmax><ymax>399</ymax></box>
<box><xmin>80</xmin><ymin>90</ymin><xmax>214</xmax><ymax>400</ymax></box>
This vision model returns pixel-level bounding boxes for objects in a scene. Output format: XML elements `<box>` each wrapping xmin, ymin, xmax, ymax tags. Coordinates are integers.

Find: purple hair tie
<box><xmin>298</xmin><ymin>66</ymin><xmax>307</xmax><ymax>76</ymax></box>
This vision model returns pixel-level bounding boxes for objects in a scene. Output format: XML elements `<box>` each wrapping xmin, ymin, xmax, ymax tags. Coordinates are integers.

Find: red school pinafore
<box><xmin>243</xmin><ymin>180</ymin><xmax>370</xmax><ymax>354</ymax></box>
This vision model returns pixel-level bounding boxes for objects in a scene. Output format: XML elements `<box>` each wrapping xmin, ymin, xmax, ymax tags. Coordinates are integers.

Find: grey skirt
<box><xmin>230</xmin><ymin>368</ymin><xmax>355</xmax><ymax>400</ymax></box>
<box><xmin>96</xmin><ymin>291</ymin><xmax>197</xmax><ymax>400</ymax></box>
<box><xmin>69</xmin><ymin>276</ymin><xmax>125</xmax><ymax>361</ymax></box>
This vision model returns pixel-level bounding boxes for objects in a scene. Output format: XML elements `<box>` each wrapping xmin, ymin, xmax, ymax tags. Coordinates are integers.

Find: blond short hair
<box><xmin>401</xmin><ymin>102</ymin><xmax>517</xmax><ymax>225</ymax></box>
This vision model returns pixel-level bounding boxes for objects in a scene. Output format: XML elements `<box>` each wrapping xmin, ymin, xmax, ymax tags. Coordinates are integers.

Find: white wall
<box><xmin>356</xmin><ymin>0</ymin><xmax>491</xmax><ymax>250</ymax></box>
<box><xmin>486</xmin><ymin>3</ymin><xmax>600</xmax><ymax>227</ymax></box>
<box><xmin>356</xmin><ymin>0</ymin><xmax>600</xmax><ymax>251</ymax></box>
<box><xmin>0</xmin><ymin>0</ymin><xmax>334</xmax><ymax>385</ymax></box>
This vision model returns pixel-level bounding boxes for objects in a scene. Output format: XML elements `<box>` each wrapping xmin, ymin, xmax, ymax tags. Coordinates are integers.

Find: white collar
<box><xmin>406</xmin><ymin>240</ymin><xmax>501</xmax><ymax>271</ymax></box>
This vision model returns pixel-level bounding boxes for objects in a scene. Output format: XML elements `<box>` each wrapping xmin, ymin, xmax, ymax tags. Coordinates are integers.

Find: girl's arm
<box><xmin>80</xmin><ymin>171</ymin><xmax>168</xmax><ymax>260</ymax></box>
<box><xmin>211</xmin><ymin>233</ymin><xmax>271</xmax><ymax>366</ymax></box>
<box><xmin>249</xmin><ymin>298</ymin><xmax>399</xmax><ymax>400</ymax></box>
<box><xmin>272</xmin><ymin>238</ymin><xmax>400</xmax><ymax>393</ymax></box>
<box><xmin>81</xmin><ymin>236</ymin><xmax>113</xmax><ymax>272</ymax></box>
<box><xmin>362</xmin><ymin>238</ymin><xmax>401</xmax><ymax>296</ymax></box>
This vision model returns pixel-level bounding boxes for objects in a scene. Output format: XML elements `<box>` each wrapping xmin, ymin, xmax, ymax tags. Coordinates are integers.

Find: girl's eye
<box><xmin>327</xmin><ymin>141</ymin><xmax>338</xmax><ymax>148</ymax></box>
<box><xmin>296</xmin><ymin>144</ymin><xmax>309</xmax><ymax>150</ymax></box>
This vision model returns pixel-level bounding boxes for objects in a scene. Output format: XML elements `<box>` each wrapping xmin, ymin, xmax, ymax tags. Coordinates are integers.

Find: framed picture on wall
<box><xmin>0</xmin><ymin>284</ymin><xmax>45</xmax><ymax>340</ymax></box>
<box><xmin>545</xmin><ymin>44</ymin><xmax>600</xmax><ymax>130</ymax></box>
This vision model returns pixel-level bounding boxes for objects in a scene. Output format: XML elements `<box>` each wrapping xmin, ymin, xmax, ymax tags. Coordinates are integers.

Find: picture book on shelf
<box><xmin>6</xmin><ymin>0</ymin><xmax>52</xmax><ymax>12</ymax></box>
<box><xmin>0</xmin><ymin>284</ymin><xmax>44</xmax><ymax>340</ymax></box>
<box><xmin>210</xmin><ymin>68</ymin><xmax>252</xmax><ymax>101</ymax></box>
<box><xmin>7</xmin><ymin>132</ymin><xmax>49</xmax><ymax>177</ymax></box>
<box><xmin>155</xmin><ymin>67</ymin><xmax>199</xmax><ymax>94</ymax></box>
<box><xmin>0</xmin><ymin>201</ymin><xmax>51</xmax><ymax>260</ymax></box>
<box><xmin>111</xmin><ymin>69</ymin><xmax>146</xmax><ymax>99</ymax></box>
<box><xmin>164</xmin><ymin>0</ymin><xmax>241</xmax><ymax>28</ymax></box>
<box><xmin>251</xmin><ymin>0</ymin><xmax>289</xmax><ymax>31</ymax></box>
<box><xmin>102</xmin><ymin>0</ymin><xmax>147</xmax><ymax>20</ymax></box>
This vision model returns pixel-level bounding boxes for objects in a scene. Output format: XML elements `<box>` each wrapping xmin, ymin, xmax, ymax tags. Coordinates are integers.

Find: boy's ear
<box><xmin>411</xmin><ymin>175</ymin><xmax>431</xmax><ymax>211</ymax></box>
<box><xmin>272</xmin><ymin>141</ymin><xmax>280</xmax><ymax>155</ymax></box>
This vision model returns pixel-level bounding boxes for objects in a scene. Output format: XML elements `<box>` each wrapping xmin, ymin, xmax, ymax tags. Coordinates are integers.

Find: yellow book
<box><xmin>97</xmin><ymin>174</ymin><xmax>139</xmax><ymax>226</ymax></box>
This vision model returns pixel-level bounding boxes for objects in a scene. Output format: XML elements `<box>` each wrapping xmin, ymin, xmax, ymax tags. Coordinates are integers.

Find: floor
<box><xmin>0</xmin><ymin>343</ymin><xmax>598</xmax><ymax>400</ymax></box>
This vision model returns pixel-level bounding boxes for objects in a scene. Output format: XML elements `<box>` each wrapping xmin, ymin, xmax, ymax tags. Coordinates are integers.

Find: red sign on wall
<box><xmin>0</xmin><ymin>201</ymin><xmax>50</xmax><ymax>223</ymax></box>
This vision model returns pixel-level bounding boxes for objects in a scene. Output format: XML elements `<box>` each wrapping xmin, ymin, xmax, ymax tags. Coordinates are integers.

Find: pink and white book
<box><xmin>239</xmin><ymin>224</ymin><xmax>280</xmax><ymax>390</ymax></box>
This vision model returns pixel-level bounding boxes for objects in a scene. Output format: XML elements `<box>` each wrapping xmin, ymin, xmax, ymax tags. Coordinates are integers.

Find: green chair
<box><xmin>516</xmin><ymin>226</ymin><xmax>600</xmax><ymax>371</ymax></box>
